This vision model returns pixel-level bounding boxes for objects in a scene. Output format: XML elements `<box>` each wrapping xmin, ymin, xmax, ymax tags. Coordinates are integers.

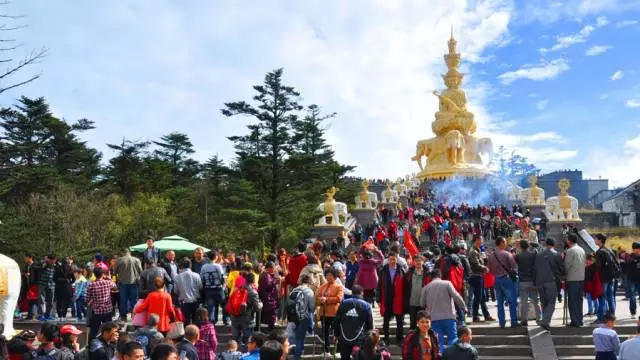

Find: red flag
<box><xmin>404</xmin><ymin>229</ymin><xmax>418</xmax><ymax>257</ymax></box>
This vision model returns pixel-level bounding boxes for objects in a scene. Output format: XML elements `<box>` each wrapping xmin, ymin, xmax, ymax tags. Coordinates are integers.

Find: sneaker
<box><xmin>485</xmin><ymin>316</ymin><xmax>496</xmax><ymax>322</ymax></box>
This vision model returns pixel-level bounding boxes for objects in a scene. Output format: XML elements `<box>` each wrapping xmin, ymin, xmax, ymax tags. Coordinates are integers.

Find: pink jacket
<box><xmin>356</xmin><ymin>250</ymin><xmax>383</xmax><ymax>290</ymax></box>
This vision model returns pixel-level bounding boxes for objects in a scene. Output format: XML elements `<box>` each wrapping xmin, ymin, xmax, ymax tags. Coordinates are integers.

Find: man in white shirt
<box><xmin>174</xmin><ymin>259</ymin><xmax>202</xmax><ymax>325</ymax></box>
<box><xmin>565</xmin><ymin>233</ymin><xmax>586</xmax><ymax>327</ymax></box>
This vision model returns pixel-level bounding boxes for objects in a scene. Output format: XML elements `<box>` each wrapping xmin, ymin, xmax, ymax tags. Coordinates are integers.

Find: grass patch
<box><xmin>587</xmin><ymin>227</ymin><xmax>640</xmax><ymax>251</ymax></box>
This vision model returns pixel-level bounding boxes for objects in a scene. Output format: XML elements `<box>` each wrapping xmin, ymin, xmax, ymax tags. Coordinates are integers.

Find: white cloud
<box><xmin>616</xmin><ymin>20</ymin><xmax>639</xmax><ymax>28</ymax></box>
<box><xmin>528</xmin><ymin>93</ymin><xmax>539</xmax><ymax>98</ymax></box>
<box><xmin>584</xmin><ymin>134</ymin><xmax>640</xmax><ymax>187</ymax></box>
<box><xmin>611</xmin><ymin>70</ymin><xmax>624</xmax><ymax>80</ymax></box>
<box><xmin>585</xmin><ymin>45</ymin><xmax>612</xmax><ymax>56</ymax></box>
<box><xmin>537</xmin><ymin>99</ymin><xmax>549</xmax><ymax>110</ymax></box>
<box><xmin>600</xmin><ymin>93</ymin><xmax>609</xmax><ymax>100</ymax></box>
<box><xmin>626</xmin><ymin>99</ymin><xmax>640</xmax><ymax>108</ymax></box>
<box><xmin>540</xmin><ymin>25</ymin><xmax>594</xmax><ymax>52</ymax></box>
<box><xmin>497</xmin><ymin>59</ymin><xmax>570</xmax><ymax>85</ymax></box>
<box><xmin>595</xmin><ymin>16</ymin><xmax>610</xmax><ymax>27</ymax></box>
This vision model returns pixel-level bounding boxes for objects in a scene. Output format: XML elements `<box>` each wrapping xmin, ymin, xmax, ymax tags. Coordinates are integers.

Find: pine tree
<box><xmin>105</xmin><ymin>139</ymin><xmax>149</xmax><ymax>201</ymax></box>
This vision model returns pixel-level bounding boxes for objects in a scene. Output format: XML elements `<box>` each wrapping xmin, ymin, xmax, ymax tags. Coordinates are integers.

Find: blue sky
<box><xmin>1</xmin><ymin>0</ymin><xmax>640</xmax><ymax>188</ymax></box>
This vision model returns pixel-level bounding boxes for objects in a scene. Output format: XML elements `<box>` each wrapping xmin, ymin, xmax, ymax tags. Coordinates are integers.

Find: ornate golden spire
<box><xmin>448</xmin><ymin>26</ymin><xmax>457</xmax><ymax>55</ymax></box>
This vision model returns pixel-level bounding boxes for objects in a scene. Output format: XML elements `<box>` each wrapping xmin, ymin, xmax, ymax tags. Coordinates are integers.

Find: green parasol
<box><xmin>129</xmin><ymin>234</ymin><xmax>210</xmax><ymax>253</ymax></box>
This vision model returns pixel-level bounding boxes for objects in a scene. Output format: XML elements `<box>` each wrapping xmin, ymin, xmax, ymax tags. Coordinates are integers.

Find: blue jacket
<box><xmin>345</xmin><ymin>261</ymin><xmax>359</xmax><ymax>282</ymax></box>
<box><xmin>241</xmin><ymin>349</ymin><xmax>260</xmax><ymax>360</ymax></box>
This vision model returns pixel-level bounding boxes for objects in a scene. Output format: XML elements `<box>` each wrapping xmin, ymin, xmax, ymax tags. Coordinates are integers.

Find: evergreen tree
<box><xmin>105</xmin><ymin>139</ymin><xmax>149</xmax><ymax>201</ymax></box>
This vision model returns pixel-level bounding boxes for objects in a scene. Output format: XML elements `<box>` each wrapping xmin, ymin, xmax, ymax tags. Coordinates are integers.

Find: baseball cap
<box><xmin>60</xmin><ymin>325</ymin><xmax>83</xmax><ymax>335</ymax></box>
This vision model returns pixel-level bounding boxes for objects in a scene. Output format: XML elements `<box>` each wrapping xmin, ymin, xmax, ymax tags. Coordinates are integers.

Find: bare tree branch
<box><xmin>0</xmin><ymin>23</ymin><xmax>26</xmax><ymax>31</ymax></box>
<box><xmin>0</xmin><ymin>72</ymin><xmax>38</xmax><ymax>94</ymax></box>
<box><xmin>0</xmin><ymin>47</ymin><xmax>46</xmax><ymax>80</ymax></box>
<box><xmin>0</xmin><ymin>44</ymin><xmax>21</xmax><ymax>51</ymax></box>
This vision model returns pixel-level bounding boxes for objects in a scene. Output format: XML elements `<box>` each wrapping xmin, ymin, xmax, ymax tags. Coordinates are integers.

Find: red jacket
<box><xmin>377</xmin><ymin>264</ymin><xmax>405</xmax><ymax>316</ymax></box>
<box><xmin>285</xmin><ymin>253</ymin><xmax>307</xmax><ymax>288</ymax></box>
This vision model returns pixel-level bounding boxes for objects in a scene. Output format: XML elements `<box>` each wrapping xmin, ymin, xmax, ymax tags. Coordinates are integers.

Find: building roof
<box><xmin>603</xmin><ymin>178</ymin><xmax>640</xmax><ymax>202</ymax></box>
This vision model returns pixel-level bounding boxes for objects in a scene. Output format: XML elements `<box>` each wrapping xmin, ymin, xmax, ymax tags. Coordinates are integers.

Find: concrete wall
<box><xmin>579</xmin><ymin>212</ymin><xmax>618</xmax><ymax>229</ymax></box>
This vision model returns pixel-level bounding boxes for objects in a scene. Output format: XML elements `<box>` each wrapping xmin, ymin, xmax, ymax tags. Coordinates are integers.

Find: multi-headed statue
<box><xmin>544</xmin><ymin>179</ymin><xmax>581</xmax><ymax>221</ymax></box>
<box><xmin>381</xmin><ymin>181</ymin><xmax>399</xmax><ymax>203</ymax></box>
<box><xmin>354</xmin><ymin>179</ymin><xmax>379</xmax><ymax>209</ymax></box>
<box><xmin>520</xmin><ymin>175</ymin><xmax>546</xmax><ymax>206</ymax></box>
<box><xmin>317</xmin><ymin>186</ymin><xmax>349</xmax><ymax>226</ymax></box>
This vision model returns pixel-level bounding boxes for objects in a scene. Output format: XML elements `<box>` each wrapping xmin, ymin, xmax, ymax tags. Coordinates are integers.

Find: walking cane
<box><xmin>562</xmin><ymin>283</ymin><xmax>568</xmax><ymax>325</ymax></box>
<box><xmin>322</xmin><ymin>301</ymin><xmax>328</xmax><ymax>360</ymax></box>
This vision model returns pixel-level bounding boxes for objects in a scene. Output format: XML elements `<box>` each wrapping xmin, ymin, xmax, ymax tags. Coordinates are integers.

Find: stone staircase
<box><xmin>552</xmin><ymin>324</ymin><xmax>636</xmax><ymax>360</ymax></box>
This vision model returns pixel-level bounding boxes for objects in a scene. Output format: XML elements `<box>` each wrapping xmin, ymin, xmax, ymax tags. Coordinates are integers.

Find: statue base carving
<box><xmin>351</xmin><ymin>208</ymin><xmax>377</xmax><ymax>226</ymax></box>
<box><xmin>416</xmin><ymin>163</ymin><xmax>491</xmax><ymax>180</ymax></box>
<box><xmin>312</xmin><ymin>224</ymin><xmax>345</xmax><ymax>241</ymax></box>
<box><xmin>524</xmin><ymin>204</ymin><xmax>546</xmax><ymax>219</ymax></box>
<box><xmin>398</xmin><ymin>195</ymin><xmax>409</xmax><ymax>209</ymax></box>
<box><xmin>380</xmin><ymin>202</ymin><xmax>398</xmax><ymax>217</ymax></box>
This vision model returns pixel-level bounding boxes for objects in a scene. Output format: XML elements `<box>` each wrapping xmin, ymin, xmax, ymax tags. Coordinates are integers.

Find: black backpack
<box><xmin>286</xmin><ymin>288</ymin><xmax>307</xmax><ymax>324</ymax></box>
<box><xmin>602</xmin><ymin>248</ymin><xmax>622</xmax><ymax>279</ymax></box>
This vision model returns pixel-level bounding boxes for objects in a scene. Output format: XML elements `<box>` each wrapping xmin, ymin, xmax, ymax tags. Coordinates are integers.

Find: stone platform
<box><xmin>350</xmin><ymin>208</ymin><xmax>376</xmax><ymax>226</ymax></box>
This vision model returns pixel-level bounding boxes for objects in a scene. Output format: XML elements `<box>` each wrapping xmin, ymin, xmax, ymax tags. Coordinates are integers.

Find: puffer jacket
<box><xmin>298</xmin><ymin>264</ymin><xmax>326</xmax><ymax>293</ymax></box>
<box><xmin>442</xmin><ymin>340</ymin><xmax>479</xmax><ymax>360</ymax></box>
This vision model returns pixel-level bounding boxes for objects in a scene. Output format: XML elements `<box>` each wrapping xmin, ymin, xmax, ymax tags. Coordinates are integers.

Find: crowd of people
<box><xmin>5</xmin><ymin>186</ymin><xmax>640</xmax><ymax>360</ymax></box>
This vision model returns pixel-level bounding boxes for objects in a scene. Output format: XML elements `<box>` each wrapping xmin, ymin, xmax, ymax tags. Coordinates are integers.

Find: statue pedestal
<box><xmin>312</xmin><ymin>224</ymin><xmax>345</xmax><ymax>241</ymax></box>
<box><xmin>545</xmin><ymin>220</ymin><xmax>584</xmax><ymax>251</ymax></box>
<box><xmin>399</xmin><ymin>195</ymin><xmax>409</xmax><ymax>209</ymax></box>
<box><xmin>351</xmin><ymin>208</ymin><xmax>377</xmax><ymax>226</ymax></box>
<box><xmin>524</xmin><ymin>204</ymin><xmax>546</xmax><ymax>219</ymax></box>
<box><xmin>380</xmin><ymin>202</ymin><xmax>398</xmax><ymax>217</ymax></box>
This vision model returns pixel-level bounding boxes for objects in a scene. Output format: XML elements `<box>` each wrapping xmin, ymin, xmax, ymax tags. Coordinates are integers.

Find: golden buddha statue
<box><xmin>521</xmin><ymin>175</ymin><xmax>545</xmax><ymax>205</ymax></box>
<box><xmin>412</xmin><ymin>28</ymin><xmax>492</xmax><ymax>179</ymax></box>
<box><xmin>544</xmin><ymin>178</ymin><xmax>581</xmax><ymax>221</ymax></box>
<box><xmin>316</xmin><ymin>186</ymin><xmax>350</xmax><ymax>226</ymax></box>
<box><xmin>381</xmin><ymin>181</ymin><xmax>398</xmax><ymax>203</ymax></box>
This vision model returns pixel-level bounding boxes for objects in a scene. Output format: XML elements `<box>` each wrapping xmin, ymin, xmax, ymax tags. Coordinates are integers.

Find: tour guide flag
<box><xmin>404</xmin><ymin>229</ymin><xmax>418</xmax><ymax>257</ymax></box>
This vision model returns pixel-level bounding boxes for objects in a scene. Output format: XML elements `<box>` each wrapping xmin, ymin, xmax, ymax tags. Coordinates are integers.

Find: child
<box><xmin>584</xmin><ymin>254</ymin><xmax>602</xmax><ymax>316</ymax></box>
<box><xmin>217</xmin><ymin>340</ymin><xmax>243</xmax><ymax>360</ymax></box>
<box><xmin>72</xmin><ymin>267</ymin><xmax>88</xmax><ymax>321</ymax></box>
<box><xmin>592</xmin><ymin>313</ymin><xmax>620</xmax><ymax>360</ymax></box>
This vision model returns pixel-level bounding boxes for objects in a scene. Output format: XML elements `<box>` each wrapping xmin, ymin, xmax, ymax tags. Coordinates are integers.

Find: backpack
<box><xmin>203</xmin><ymin>266</ymin><xmax>224</xmax><ymax>289</ymax></box>
<box><xmin>602</xmin><ymin>248</ymin><xmax>622</xmax><ymax>279</ymax></box>
<box><xmin>31</xmin><ymin>348</ymin><xmax>59</xmax><ymax>360</ymax></box>
<box><xmin>225</xmin><ymin>287</ymin><xmax>249</xmax><ymax>317</ymax></box>
<box><xmin>286</xmin><ymin>288</ymin><xmax>307</xmax><ymax>324</ymax></box>
<box><xmin>449</xmin><ymin>264</ymin><xmax>464</xmax><ymax>295</ymax></box>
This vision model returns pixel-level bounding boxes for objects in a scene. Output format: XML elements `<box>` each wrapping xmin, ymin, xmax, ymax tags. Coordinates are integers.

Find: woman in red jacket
<box><xmin>134</xmin><ymin>276</ymin><xmax>176</xmax><ymax>334</ymax></box>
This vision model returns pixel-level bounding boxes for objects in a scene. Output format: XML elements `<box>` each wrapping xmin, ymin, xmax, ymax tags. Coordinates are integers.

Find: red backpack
<box><xmin>449</xmin><ymin>265</ymin><xmax>464</xmax><ymax>295</ymax></box>
<box><xmin>226</xmin><ymin>287</ymin><xmax>249</xmax><ymax>317</ymax></box>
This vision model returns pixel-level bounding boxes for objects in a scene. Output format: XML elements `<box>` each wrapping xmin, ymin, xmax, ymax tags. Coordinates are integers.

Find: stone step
<box><xmin>555</xmin><ymin>345</ymin><xmax>597</xmax><ymax>357</ymax></box>
<box><xmin>475</xmin><ymin>345</ymin><xmax>532</xmax><ymax>357</ymax></box>
<box><xmin>552</xmin><ymin>334</ymin><xmax>632</xmax><ymax>345</ymax></box>
<box><xmin>547</xmin><ymin>325</ymin><xmax>638</xmax><ymax>335</ymax></box>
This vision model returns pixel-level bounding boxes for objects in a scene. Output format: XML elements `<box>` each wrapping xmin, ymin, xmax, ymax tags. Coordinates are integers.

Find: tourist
<box><xmin>356</xmin><ymin>245</ymin><xmax>384</xmax><ymax>305</ymax></box>
<box><xmin>297</xmin><ymin>253</ymin><xmax>326</xmax><ymax>293</ymax></box>
<box><xmin>151</xmin><ymin>343</ymin><xmax>179</xmax><ymax>360</ymax></box>
<box><xmin>618</xmin><ymin>319</ymin><xmax>640</xmax><ymax>360</ymax></box>
<box><xmin>241</xmin><ymin>332</ymin><xmax>265</xmax><ymax>360</ymax></box>
<box><xmin>259</xmin><ymin>340</ymin><xmax>284</xmax><ymax>360</ymax></box>
<box><xmin>200</xmin><ymin>250</ymin><xmax>227</xmax><ymax>325</ymax></box>
<box><xmin>37</xmin><ymin>254</ymin><xmax>58</xmax><ymax>321</ymax></box>
<box><xmin>487</xmin><ymin>236</ymin><xmax>519</xmax><ymax>328</ymax></box>
<box><xmin>441</xmin><ymin>246</ymin><xmax>466</xmax><ymax>325</ymax></box>
<box><xmin>595</xmin><ymin>233</ymin><xmax>621</xmax><ymax>323</ymax></box>
<box><xmin>191</xmin><ymin>247</ymin><xmax>207</xmax><ymax>275</ymax></box>
<box><xmin>334</xmin><ymin>285</ymin><xmax>373</xmax><ymax>360</ymax></box>
<box><xmin>534</xmin><ymin>238</ymin><xmax>564</xmax><ymax>330</ymax></box>
<box><xmin>564</xmin><ymin>233</ymin><xmax>586</xmax><ymax>327</ymax></box>
<box><xmin>420</xmin><ymin>269</ymin><xmax>466</xmax><ymax>351</ymax></box>
<box><xmin>141</xmin><ymin>237</ymin><xmax>157</xmax><ymax>263</ymax></box>
<box><xmin>174</xmin><ymin>258</ymin><xmax>203</xmax><ymax>325</ymax></box>
<box><xmin>119</xmin><ymin>341</ymin><xmax>145</xmax><ymax>360</ymax></box>
<box><xmin>134</xmin><ymin>276</ymin><xmax>176</xmax><ymax>334</ymax></box>
<box><xmin>139</xmin><ymin>259</ymin><xmax>172</xmax><ymax>294</ymax></box>
<box><xmin>289</xmin><ymin>274</ymin><xmax>315</xmax><ymax>360</ymax></box>
<box><xmin>115</xmin><ymin>248</ymin><xmax>143</xmax><ymax>321</ymax></box>
<box><xmin>134</xmin><ymin>313</ymin><xmax>164</xmax><ymax>356</ymax></box>
<box><xmin>285</xmin><ymin>243</ymin><xmax>308</xmax><ymax>291</ymax></box>
<box><xmin>511</xmin><ymin>219</ymin><xmax>537</xmax><ymax>246</ymax></box>
<box><xmin>194</xmin><ymin>307</ymin><xmax>217</xmax><ymax>360</ymax></box>
<box><xmin>625</xmin><ymin>242</ymin><xmax>640</xmax><ymax>317</ymax></box>
<box><xmin>404</xmin><ymin>255</ymin><xmax>431</xmax><ymax>329</ymax></box>
<box><xmin>585</xmin><ymin>253</ymin><xmax>602</xmax><ymax>316</ymax></box>
<box><xmin>267</xmin><ymin>329</ymin><xmax>290</xmax><ymax>358</ymax></box>
<box><xmin>351</xmin><ymin>330</ymin><xmax>391</xmax><ymax>360</ymax></box>
<box><xmin>217</xmin><ymin>340</ymin><xmax>243</xmax><ymax>360</ymax></box>
<box><xmin>58</xmin><ymin>324</ymin><xmax>82</xmax><ymax>358</ymax></box>
<box><xmin>378</xmin><ymin>251</ymin><xmax>406</xmax><ymax>345</ymax></box>
<box><xmin>71</xmin><ymin>267</ymin><xmax>88</xmax><ymax>321</ymax></box>
<box><xmin>258</xmin><ymin>261</ymin><xmax>280</xmax><ymax>330</ymax></box>
<box><xmin>515</xmin><ymin>239</ymin><xmax>539</xmax><ymax>326</ymax></box>
<box><xmin>32</xmin><ymin>324</ymin><xmax>63</xmax><ymax>359</ymax></box>
<box><xmin>468</xmin><ymin>235</ymin><xmax>494</xmax><ymax>323</ymax></box>
<box><xmin>86</xmin><ymin>267</ymin><xmax>117</xmax><ymax>340</ymax></box>
<box><xmin>442</xmin><ymin>326</ymin><xmax>479</xmax><ymax>360</ymax></box>
<box><xmin>401</xmin><ymin>311</ymin><xmax>440</xmax><ymax>360</ymax></box>
<box><xmin>176</xmin><ymin>325</ymin><xmax>199</xmax><ymax>360</ymax></box>
<box><xmin>592</xmin><ymin>313</ymin><xmax>620</xmax><ymax>360</ymax></box>
<box><xmin>89</xmin><ymin>322</ymin><xmax>119</xmax><ymax>360</ymax></box>
<box><xmin>316</xmin><ymin>268</ymin><xmax>344</xmax><ymax>354</ymax></box>
<box><xmin>230</xmin><ymin>272</ymin><xmax>261</xmax><ymax>353</ymax></box>
<box><xmin>21</xmin><ymin>252</ymin><xmax>39</xmax><ymax>320</ymax></box>
<box><xmin>345</xmin><ymin>250</ymin><xmax>359</xmax><ymax>289</ymax></box>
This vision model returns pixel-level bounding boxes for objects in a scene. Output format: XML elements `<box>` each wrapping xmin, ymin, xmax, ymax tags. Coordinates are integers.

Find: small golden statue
<box><xmin>324</xmin><ymin>186</ymin><xmax>338</xmax><ymax>217</ymax></box>
<box><xmin>529</xmin><ymin>175</ymin><xmax>540</xmax><ymax>201</ymax></box>
<box><xmin>544</xmin><ymin>178</ymin><xmax>581</xmax><ymax>221</ymax></box>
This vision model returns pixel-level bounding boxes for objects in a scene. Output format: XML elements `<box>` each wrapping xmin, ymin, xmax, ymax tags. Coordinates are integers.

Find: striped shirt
<box><xmin>39</xmin><ymin>265</ymin><xmax>56</xmax><ymax>289</ymax></box>
<box><xmin>592</xmin><ymin>326</ymin><xmax>620</xmax><ymax>355</ymax></box>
